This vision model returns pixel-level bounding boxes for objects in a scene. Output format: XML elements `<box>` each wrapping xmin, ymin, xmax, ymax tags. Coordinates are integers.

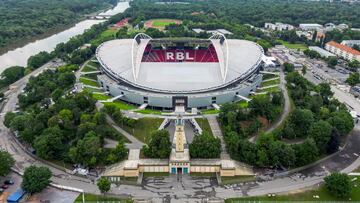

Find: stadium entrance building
<box><xmin>95</xmin><ymin>33</ymin><xmax>264</xmax><ymax>110</ymax></box>
<box><xmin>102</xmin><ymin>116</ymin><xmax>253</xmax><ymax>180</ymax></box>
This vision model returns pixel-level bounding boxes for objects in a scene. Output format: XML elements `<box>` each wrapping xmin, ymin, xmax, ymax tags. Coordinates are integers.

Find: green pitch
<box><xmin>152</xmin><ymin>20</ymin><xmax>176</xmax><ymax>27</ymax></box>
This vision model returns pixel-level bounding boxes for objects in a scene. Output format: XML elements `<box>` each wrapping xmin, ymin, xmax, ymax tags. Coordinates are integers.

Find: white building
<box><xmin>299</xmin><ymin>23</ymin><xmax>324</xmax><ymax>31</ymax></box>
<box><xmin>264</xmin><ymin>22</ymin><xmax>294</xmax><ymax>31</ymax></box>
<box><xmin>341</xmin><ymin>40</ymin><xmax>360</xmax><ymax>47</ymax></box>
<box><xmin>325</xmin><ymin>41</ymin><xmax>360</xmax><ymax>61</ymax></box>
<box><xmin>325</xmin><ymin>23</ymin><xmax>349</xmax><ymax>31</ymax></box>
<box><xmin>192</xmin><ymin>28</ymin><xmax>233</xmax><ymax>35</ymax></box>
<box><xmin>309</xmin><ymin>46</ymin><xmax>336</xmax><ymax>58</ymax></box>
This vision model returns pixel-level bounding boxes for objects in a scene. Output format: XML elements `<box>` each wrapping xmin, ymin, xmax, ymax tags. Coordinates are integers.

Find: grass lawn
<box><xmin>80</xmin><ymin>77</ymin><xmax>98</xmax><ymax>87</ymax></box>
<box><xmin>222</xmin><ymin>175</ymin><xmax>256</xmax><ymax>185</ymax></box>
<box><xmin>82</xmin><ymin>65</ymin><xmax>97</xmax><ymax>72</ymax></box>
<box><xmin>91</xmin><ymin>29</ymin><xmax>117</xmax><ymax>45</ymax></box>
<box><xmin>237</xmin><ymin>100</ymin><xmax>249</xmax><ymax>108</ymax></box>
<box><xmin>152</xmin><ymin>19</ymin><xmax>180</xmax><ymax>27</ymax></box>
<box><xmin>226</xmin><ymin>176</ymin><xmax>360</xmax><ymax>202</ymax></box>
<box><xmin>74</xmin><ymin>193</ymin><xmax>132</xmax><ymax>202</ymax></box>
<box><xmin>278</xmin><ymin>40</ymin><xmax>308</xmax><ymax>50</ymax></box>
<box><xmin>201</xmin><ymin>109</ymin><xmax>220</xmax><ymax>115</ymax></box>
<box><xmin>261</xmin><ymin>78</ymin><xmax>280</xmax><ymax>87</ymax></box>
<box><xmin>257</xmin><ymin>86</ymin><xmax>280</xmax><ymax>93</ymax></box>
<box><xmin>195</xmin><ymin>118</ymin><xmax>214</xmax><ymax>136</ymax></box>
<box><xmin>263</xmin><ymin>74</ymin><xmax>279</xmax><ymax>80</ymax></box>
<box><xmin>102</xmin><ymin>100</ymin><xmax>137</xmax><ymax>110</ymax></box>
<box><xmin>81</xmin><ymin>73</ymin><xmax>98</xmax><ymax>80</ymax></box>
<box><xmin>83</xmin><ymin>87</ymin><xmax>103</xmax><ymax>93</ymax></box>
<box><xmin>87</xmin><ymin>61</ymin><xmax>100</xmax><ymax>68</ymax></box>
<box><xmin>92</xmin><ymin>93</ymin><xmax>111</xmax><ymax>101</ymax></box>
<box><xmin>135</xmin><ymin>108</ymin><xmax>162</xmax><ymax>115</ymax></box>
<box><xmin>143</xmin><ymin>172</ymin><xmax>169</xmax><ymax>177</ymax></box>
<box><xmin>121</xmin><ymin>117</ymin><xmax>163</xmax><ymax>144</ymax></box>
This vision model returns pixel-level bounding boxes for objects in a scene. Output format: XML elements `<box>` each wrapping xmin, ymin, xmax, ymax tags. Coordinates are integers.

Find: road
<box><xmin>0</xmin><ymin>60</ymin><xmax>360</xmax><ymax>202</ymax></box>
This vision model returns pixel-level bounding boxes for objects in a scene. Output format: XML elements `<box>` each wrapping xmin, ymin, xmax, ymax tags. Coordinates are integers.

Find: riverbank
<box><xmin>0</xmin><ymin>2</ymin><xmax>129</xmax><ymax>72</ymax></box>
<box><xmin>0</xmin><ymin>3</ymin><xmax>115</xmax><ymax>55</ymax></box>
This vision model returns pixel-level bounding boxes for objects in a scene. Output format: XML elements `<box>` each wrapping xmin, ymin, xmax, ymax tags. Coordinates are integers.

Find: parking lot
<box><xmin>0</xmin><ymin>172</ymin><xmax>22</xmax><ymax>202</ymax></box>
<box><xmin>305</xmin><ymin>58</ymin><xmax>350</xmax><ymax>84</ymax></box>
<box><xmin>0</xmin><ymin>172</ymin><xmax>78</xmax><ymax>203</ymax></box>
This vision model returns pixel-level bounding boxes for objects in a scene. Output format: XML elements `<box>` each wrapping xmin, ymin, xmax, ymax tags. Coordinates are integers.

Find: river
<box><xmin>0</xmin><ymin>2</ymin><xmax>129</xmax><ymax>73</ymax></box>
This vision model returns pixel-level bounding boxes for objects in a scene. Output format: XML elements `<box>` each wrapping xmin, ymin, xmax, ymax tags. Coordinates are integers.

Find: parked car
<box><xmin>1</xmin><ymin>184</ymin><xmax>9</xmax><ymax>189</ymax></box>
<box><xmin>4</xmin><ymin>180</ymin><xmax>14</xmax><ymax>185</ymax></box>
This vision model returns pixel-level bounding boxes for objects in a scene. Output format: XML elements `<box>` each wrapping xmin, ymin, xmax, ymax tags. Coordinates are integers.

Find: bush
<box><xmin>143</xmin><ymin>130</ymin><xmax>171</xmax><ymax>158</ymax></box>
<box><xmin>324</xmin><ymin>173</ymin><xmax>351</xmax><ymax>198</ymax></box>
<box><xmin>189</xmin><ymin>132</ymin><xmax>221</xmax><ymax>158</ymax></box>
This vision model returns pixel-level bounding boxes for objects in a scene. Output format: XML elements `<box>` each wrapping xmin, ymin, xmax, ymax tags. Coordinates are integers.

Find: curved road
<box><xmin>0</xmin><ymin>61</ymin><xmax>359</xmax><ymax>202</ymax></box>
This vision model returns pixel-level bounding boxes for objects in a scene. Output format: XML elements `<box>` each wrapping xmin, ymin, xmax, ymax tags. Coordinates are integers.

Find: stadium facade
<box><xmin>96</xmin><ymin>33</ymin><xmax>264</xmax><ymax>110</ymax></box>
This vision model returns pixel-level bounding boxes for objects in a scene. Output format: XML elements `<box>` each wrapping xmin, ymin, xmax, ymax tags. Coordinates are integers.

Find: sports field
<box><xmin>144</xmin><ymin>19</ymin><xmax>182</xmax><ymax>30</ymax></box>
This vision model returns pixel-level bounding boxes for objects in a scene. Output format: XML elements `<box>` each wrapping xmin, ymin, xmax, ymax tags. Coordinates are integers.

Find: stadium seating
<box><xmin>142</xmin><ymin>44</ymin><xmax>219</xmax><ymax>62</ymax></box>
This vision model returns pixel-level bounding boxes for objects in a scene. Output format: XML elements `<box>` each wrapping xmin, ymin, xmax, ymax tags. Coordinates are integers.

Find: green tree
<box><xmin>143</xmin><ymin>130</ymin><xmax>171</xmax><ymax>159</ymax></box>
<box><xmin>293</xmin><ymin>138</ymin><xmax>319</xmax><ymax>166</ymax></box>
<box><xmin>0</xmin><ymin>66</ymin><xmax>25</xmax><ymax>87</ymax></box>
<box><xmin>347</xmin><ymin>60</ymin><xmax>360</xmax><ymax>70</ymax></box>
<box><xmin>288</xmin><ymin>108</ymin><xmax>314</xmax><ymax>138</ymax></box>
<box><xmin>309</xmin><ymin>120</ymin><xmax>332</xmax><ymax>153</ymax></box>
<box><xmin>69</xmin><ymin>131</ymin><xmax>101</xmax><ymax>167</ymax></box>
<box><xmin>328</xmin><ymin>110</ymin><xmax>354</xmax><ymax>135</ymax></box>
<box><xmin>97</xmin><ymin>177</ymin><xmax>111</xmax><ymax>194</ymax></box>
<box><xmin>189</xmin><ymin>132</ymin><xmax>221</xmax><ymax>158</ymax></box>
<box><xmin>326</xmin><ymin>56</ymin><xmax>338</xmax><ymax>68</ymax></box>
<box><xmin>324</xmin><ymin>173</ymin><xmax>351</xmax><ymax>198</ymax></box>
<box><xmin>327</xmin><ymin>128</ymin><xmax>340</xmax><ymax>154</ymax></box>
<box><xmin>22</xmin><ymin>166</ymin><xmax>52</xmax><ymax>194</ymax></box>
<box><xmin>346</xmin><ymin>72</ymin><xmax>360</xmax><ymax>86</ymax></box>
<box><xmin>301</xmin><ymin>66</ymin><xmax>307</xmax><ymax>75</ymax></box>
<box><xmin>33</xmin><ymin>127</ymin><xmax>65</xmax><ymax>160</ymax></box>
<box><xmin>3</xmin><ymin>112</ymin><xmax>16</xmax><ymax>128</ymax></box>
<box><xmin>0</xmin><ymin>151</ymin><xmax>14</xmax><ymax>176</ymax></box>
<box><xmin>106</xmin><ymin>141</ymin><xmax>128</xmax><ymax>164</ymax></box>
<box><xmin>318</xmin><ymin>83</ymin><xmax>333</xmax><ymax>103</ymax></box>
<box><xmin>269</xmin><ymin>141</ymin><xmax>295</xmax><ymax>168</ymax></box>
<box><xmin>283</xmin><ymin>62</ymin><xmax>295</xmax><ymax>72</ymax></box>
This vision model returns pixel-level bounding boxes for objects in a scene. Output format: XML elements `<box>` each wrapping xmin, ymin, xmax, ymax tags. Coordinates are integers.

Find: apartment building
<box><xmin>325</xmin><ymin>41</ymin><xmax>360</xmax><ymax>61</ymax></box>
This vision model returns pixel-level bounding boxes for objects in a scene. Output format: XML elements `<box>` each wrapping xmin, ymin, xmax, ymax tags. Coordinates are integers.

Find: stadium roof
<box><xmin>96</xmin><ymin>38</ymin><xmax>263</xmax><ymax>93</ymax></box>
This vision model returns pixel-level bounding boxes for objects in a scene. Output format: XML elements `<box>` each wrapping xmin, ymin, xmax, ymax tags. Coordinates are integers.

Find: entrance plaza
<box><xmin>102</xmin><ymin>116</ymin><xmax>253</xmax><ymax>181</ymax></box>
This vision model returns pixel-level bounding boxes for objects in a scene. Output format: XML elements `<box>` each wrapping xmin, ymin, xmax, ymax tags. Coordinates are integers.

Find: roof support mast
<box><xmin>131</xmin><ymin>33</ymin><xmax>152</xmax><ymax>82</ymax></box>
<box><xmin>209</xmin><ymin>33</ymin><xmax>229</xmax><ymax>83</ymax></box>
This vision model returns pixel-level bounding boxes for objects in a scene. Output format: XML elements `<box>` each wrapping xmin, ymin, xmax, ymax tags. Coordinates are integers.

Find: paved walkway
<box><xmin>207</xmin><ymin>116</ymin><xmax>230</xmax><ymax>160</ymax></box>
<box><xmin>249</xmin><ymin>69</ymin><xmax>291</xmax><ymax>143</ymax></box>
<box><xmin>265</xmin><ymin>70</ymin><xmax>291</xmax><ymax>133</ymax></box>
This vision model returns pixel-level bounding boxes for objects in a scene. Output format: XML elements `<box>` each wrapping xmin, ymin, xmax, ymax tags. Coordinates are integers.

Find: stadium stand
<box><xmin>142</xmin><ymin>44</ymin><xmax>219</xmax><ymax>62</ymax></box>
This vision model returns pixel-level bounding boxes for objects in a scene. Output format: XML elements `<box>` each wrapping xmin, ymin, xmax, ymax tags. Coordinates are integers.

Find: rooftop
<box><xmin>309</xmin><ymin>46</ymin><xmax>336</xmax><ymax>57</ymax></box>
<box><xmin>327</xmin><ymin>41</ymin><xmax>360</xmax><ymax>55</ymax></box>
<box><xmin>96</xmin><ymin>39</ymin><xmax>263</xmax><ymax>93</ymax></box>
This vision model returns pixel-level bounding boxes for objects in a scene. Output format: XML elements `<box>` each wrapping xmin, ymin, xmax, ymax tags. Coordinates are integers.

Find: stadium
<box><xmin>95</xmin><ymin>33</ymin><xmax>264</xmax><ymax>110</ymax></box>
